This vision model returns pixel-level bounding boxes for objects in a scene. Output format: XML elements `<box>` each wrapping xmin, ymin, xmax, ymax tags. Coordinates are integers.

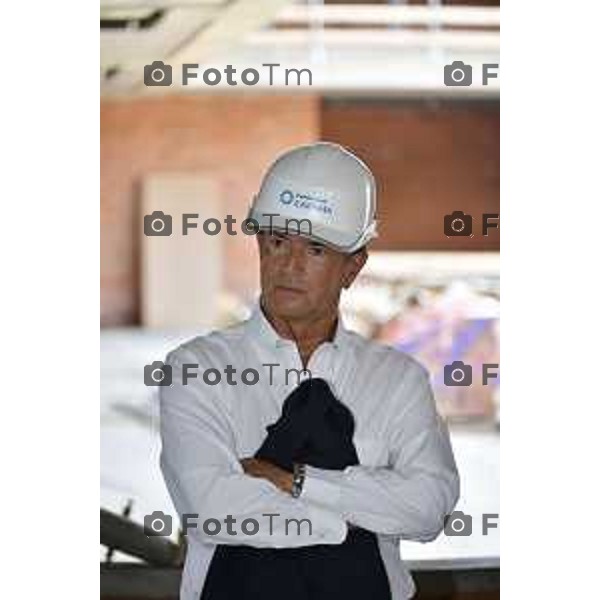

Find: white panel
<box><xmin>141</xmin><ymin>173</ymin><xmax>222</xmax><ymax>329</ymax></box>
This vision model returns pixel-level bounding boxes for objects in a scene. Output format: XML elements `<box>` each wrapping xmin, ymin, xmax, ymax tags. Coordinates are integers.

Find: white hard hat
<box><xmin>248</xmin><ymin>141</ymin><xmax>378</xmax><ymax>253</ymax></box>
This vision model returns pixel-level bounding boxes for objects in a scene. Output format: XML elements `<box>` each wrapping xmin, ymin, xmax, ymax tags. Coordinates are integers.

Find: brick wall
<box><xmin>101</xmin><ymin>95</ymin><xmax>499</xmax><ymax>326</ymax></box>
<box><xmin>322</xmin><ymin>98</ymin><xmax>500</xmax><ymax>251</ymax></box>
<box><xmin>101</xmin><ymin>94</ymin><xmax>320</xmax><ymax>326</ymax></box>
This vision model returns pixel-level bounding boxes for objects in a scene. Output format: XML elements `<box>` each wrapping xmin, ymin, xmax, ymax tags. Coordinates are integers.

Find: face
<box><xmin>257</xmin><ymin>231</ymin><xmax>367</xmax><ymax>323</ymax></box>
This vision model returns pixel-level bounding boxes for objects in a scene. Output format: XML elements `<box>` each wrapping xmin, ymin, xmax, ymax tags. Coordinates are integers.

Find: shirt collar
<box><xmin>246</xmin><ymin>297</ymin><xmax>348</xmax><ymax>351</ymax></box>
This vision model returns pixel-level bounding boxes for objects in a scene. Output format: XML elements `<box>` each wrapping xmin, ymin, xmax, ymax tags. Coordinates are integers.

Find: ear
<box><xmin>342</xmin><ymin>248</ymin><xmax>368</xmax><ymax>289</ymax></box>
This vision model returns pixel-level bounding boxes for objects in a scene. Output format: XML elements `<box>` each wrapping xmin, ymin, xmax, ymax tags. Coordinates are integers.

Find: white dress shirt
<box><xmin>159</xmin><ymin>302</ymin><xmax>460</xmax><ymax>600</ymax></box>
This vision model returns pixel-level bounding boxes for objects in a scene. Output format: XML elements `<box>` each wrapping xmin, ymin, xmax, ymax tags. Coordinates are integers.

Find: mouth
<box><xmin>274</xmin><ymin>285</ymin><xmax>305</xmax><ymax>294</ymax></box>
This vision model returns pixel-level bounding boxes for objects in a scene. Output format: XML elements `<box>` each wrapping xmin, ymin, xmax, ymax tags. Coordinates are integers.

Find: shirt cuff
<box><xmin>304</xmin><ymin>502</ymin><xmax>348</xmax><ymax>544</ymax></box>
<box><xmin>301</xmin><ymin>465</ymin><xmax>347</xmax><ymax>512</ymax></box>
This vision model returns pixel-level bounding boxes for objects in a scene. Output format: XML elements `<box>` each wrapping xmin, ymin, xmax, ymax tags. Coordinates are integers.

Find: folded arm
<box><xmin>300</xmin><ymin>363</ymin><xmax>460</xmax><ymax>542</ymax></box>
<box><xmin>159</xmin><ymin>348</ymin><xmax>347</xmax><ymax>548</ymax></box>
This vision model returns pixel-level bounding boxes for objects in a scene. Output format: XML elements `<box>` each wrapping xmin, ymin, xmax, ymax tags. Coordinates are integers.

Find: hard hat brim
<box><xmin>248</xmin><ymin>208</ymin><xmax>375</xmax><ymax>254</ymax></box>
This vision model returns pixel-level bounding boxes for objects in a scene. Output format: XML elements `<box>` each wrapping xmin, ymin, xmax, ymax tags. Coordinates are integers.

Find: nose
<box><xmin>281</xmin><ymin>241</ymin><xmax>308</xmax><ymax>276</ymax></box>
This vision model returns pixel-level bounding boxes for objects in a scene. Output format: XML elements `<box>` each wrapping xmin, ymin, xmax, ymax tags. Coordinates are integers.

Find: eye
<box><xmin>308</xmin><ymin>245</ymin><xmax>326</xmax><ymax>256</ymax></box>
<box><xmin>266</xmin><ymin>235</ymin><xmax>288</xmax><ymax>252</ymax></box>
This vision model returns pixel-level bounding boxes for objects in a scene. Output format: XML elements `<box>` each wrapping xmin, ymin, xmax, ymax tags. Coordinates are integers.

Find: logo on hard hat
<box><xmin>279</xmin><ymin>190</ymin><xmax>294</xmax><ymax>205</ymax></box>
<box><xmin>277</xmin><ymin>188</ymin><xmax>334</xmax><ymax>216</ymax></box>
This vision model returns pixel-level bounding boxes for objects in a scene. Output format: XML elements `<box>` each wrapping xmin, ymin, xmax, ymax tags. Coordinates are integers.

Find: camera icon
<box><xmin>144</xmin><ymin>511</ymin><xmax>173</xmax><ymax>537</ymax></box>
<box><xmin>444</xmin><ymin>211</ymin><xmax>473</xmax><ymax>237</ymax></box>
<box><xmin>444</xmin><ymin>361</ymin><xmax>472</xmax><ymax>387</ymax></box>
<box><xmin>144</xmin><ymin>361</ymin><xmax>173</xmax><ymax>387</ymax></box>
<box><xmin>144</xmin><ymin>211</ymin><xmax>172</xmax><ymax>237</ymax></box>
<box><xmin>444</xmin><ymin>61</ymin><xmax>473</xmax><ymax>87</ymax></box>
<box><xmin>444</xmin><ymin>511</ymin><xmax>472</xmax><ymax>536</ymax></box>
<box><xmin>144</xmin><ymin>61</ymin><xmax>173</xmax><ymax>87</ymax></box>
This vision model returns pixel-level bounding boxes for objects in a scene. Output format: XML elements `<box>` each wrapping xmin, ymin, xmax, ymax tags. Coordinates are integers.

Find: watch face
<box><xmin>291</xmin><ymin>463</ymin><xmax>305</xmax><ymax>497</ymax></box>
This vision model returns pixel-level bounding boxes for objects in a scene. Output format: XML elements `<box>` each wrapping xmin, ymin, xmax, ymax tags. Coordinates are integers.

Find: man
<box><xmin>159</xmin><ymin>142</ymin><xmax>460</xmax><ymax>600</ymax></box>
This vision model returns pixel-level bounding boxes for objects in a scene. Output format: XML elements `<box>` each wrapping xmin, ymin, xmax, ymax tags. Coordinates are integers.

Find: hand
<box><xmin>240</xmin><ymin>457</ymin><xmax>294</xmax><ymax>495</ymax></box>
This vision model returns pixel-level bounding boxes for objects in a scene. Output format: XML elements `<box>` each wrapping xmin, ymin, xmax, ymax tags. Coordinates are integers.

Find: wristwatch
<box><xmin>291</xmin><ymin>463</ymin><xmax>306</xmax><ymax>498</ymax></box>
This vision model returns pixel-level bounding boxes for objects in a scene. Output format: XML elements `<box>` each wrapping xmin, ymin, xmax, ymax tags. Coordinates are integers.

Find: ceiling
<box><xmin>100</xmin><ymin>0</ymin><xmax>500</xmax><ymax>97</ymax></box>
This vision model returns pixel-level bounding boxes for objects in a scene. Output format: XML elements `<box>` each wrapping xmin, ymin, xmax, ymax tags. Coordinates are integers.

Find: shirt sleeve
<box><xmin>300</xmin><ymin>361</ymin><xmax>460</xmax><ymax>542</ymax></box>
<box><xmin>159</xmin><ymin>346</ymin><xmax>348</xmax><ymax>548</ymax></box>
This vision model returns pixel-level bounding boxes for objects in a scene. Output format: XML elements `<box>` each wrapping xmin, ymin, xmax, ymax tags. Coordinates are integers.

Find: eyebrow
<box><xmin>267</xmin><ymin>232</ymin><xmax>325</xmax><ymax>249</ymax></box>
